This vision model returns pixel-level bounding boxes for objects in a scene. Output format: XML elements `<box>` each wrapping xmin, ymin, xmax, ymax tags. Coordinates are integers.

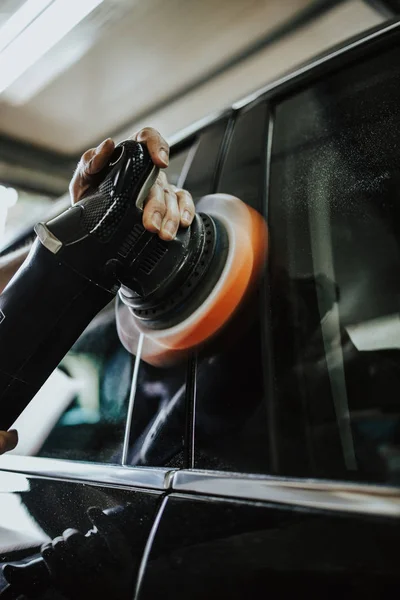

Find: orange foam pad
<box><xmin>116</xmin><ymin>194</ymin><xmax>268</xmax><ymax>367</ymax></box>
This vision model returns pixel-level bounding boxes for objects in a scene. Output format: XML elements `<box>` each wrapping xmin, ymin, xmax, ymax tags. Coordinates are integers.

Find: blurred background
<box><xmin>0</xmin><ymin>0</ymin><xmax>396</xmax><ymax>246</ymax></box>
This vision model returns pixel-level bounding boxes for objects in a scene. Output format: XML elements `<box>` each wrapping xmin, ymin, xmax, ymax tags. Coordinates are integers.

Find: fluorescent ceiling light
<box><xmin>0</xmin><ymin>0</ymin><xmax>104</xmax><ymax>95</ymax></box>
<box><xmin>0</xmin><ymin>0</ymin><xmax>54</xmax><ymax>54</ymax></box>
<box><xmin>4</xmin><ymin>36</ymin><xmax>93</xmax><ymax>105</ymax></box>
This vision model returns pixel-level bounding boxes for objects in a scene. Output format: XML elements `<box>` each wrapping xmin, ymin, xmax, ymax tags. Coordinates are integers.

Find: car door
<box><xmin>135</xmin><ymin>22</ymin><xmax>400</xmax><ymax>599</ymax></box>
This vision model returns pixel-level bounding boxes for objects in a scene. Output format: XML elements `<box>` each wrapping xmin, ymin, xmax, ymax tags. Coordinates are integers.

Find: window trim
<box><xmin>171</xmin><ymin>469</ymin><xmax>400</xmax><ymax>517</ymax></box>
<box><xmin>1</xmin><ymin>454</ymin><xmax>399</xmax><ymax>518</ymax></box>
<box><xmin>0</xmin><ymin>454</ymin><xmax>172</xmax><ymax>491</ymax></box>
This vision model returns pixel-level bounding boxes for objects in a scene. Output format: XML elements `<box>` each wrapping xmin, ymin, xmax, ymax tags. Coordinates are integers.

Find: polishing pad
<box><xmin>116</xmin><ymin>194</ymin><xmax>268</xmax><ymax>366</ymax></box>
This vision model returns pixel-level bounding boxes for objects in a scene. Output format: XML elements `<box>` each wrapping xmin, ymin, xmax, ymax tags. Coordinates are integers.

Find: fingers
<box><xmin>160</xmin><ymin>184</ymin><xmax>180</xmax><ymax>241</ymax></box>
<box><xmin>142</xmin><ymin>173</ymin><xmax>194</xmax><ymax>241</ymax></box>
<box><xmin>68</xmin><ymin>129</ymin><xmax>194</xmax><ymax>244</ymax></box>
<box><xmin>85</xmin><ymin>138</ymin><xmax>115</xmax><ymax>176</ymax></box>
<box><xmin>0</xmin><ymin>429</ymin><xmax>18</xmax><ymax>454</ymax></box>
<box><xmin>174</xmin><ymin>186</ymin><xmax>195</xmax><ymax>227</ymax></box>
<box><xmin>142</xmin><ymin>178</ymin><xmax>167</xmax><ymax>233</ymax></box>
<box><xmin>133</xmin><ymin>127</ymin><xmax>169</xmax><ymax>168</ymax></box>
<box><xmin>70</xmin><ymin>138</ymin><xmax>115</xmax><ymax>204</ymax></box>
<box><xmin>142</xmin><ymin>173</ymin><xmax>179</xmax><ymax>241</ymax></box>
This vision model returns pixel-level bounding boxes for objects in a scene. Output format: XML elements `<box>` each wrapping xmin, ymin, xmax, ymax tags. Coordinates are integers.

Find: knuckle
<box><xmin>136</xmin><ymin>126</ymin><xmax>155</xmax><ymax>141</ymax></box>
<box><xmin>140</xmin><ymin>126</ymin><xmax>154</xmax><ymax>136</ymax></box>
<box><xmin>165</xmin><ymin>187</ymin><xmax>177</xmax><ymax>199</ymax></box>
<box><xmin>146</xmin><ymin>197</ymin><xmax>166</xmax><ymax>215</ymax></box>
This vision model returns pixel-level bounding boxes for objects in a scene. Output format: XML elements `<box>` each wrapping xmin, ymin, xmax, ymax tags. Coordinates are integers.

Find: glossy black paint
<box><xmin>138</xmin><ymin>493</ymin><xmax>400</xmax><ymax>599</ymax></box>
<box><xmin>0</xmin><ymin>474</ymin><xmax>162</xmax><ymax>599</ymax></box>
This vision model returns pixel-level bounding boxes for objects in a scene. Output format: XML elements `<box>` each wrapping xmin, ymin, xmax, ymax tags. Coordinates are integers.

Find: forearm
<box><xmin>0</xmin><ymin>245</ymin><xmax>31</xmax><ymax>293</ymax></box>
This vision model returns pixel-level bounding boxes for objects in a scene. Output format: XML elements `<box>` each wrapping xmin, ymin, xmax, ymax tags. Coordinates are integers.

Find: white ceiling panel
<box><xmin>0</xmin><ymin>0</ymin><xmax>384</xmax><ymax>155</ymax></box>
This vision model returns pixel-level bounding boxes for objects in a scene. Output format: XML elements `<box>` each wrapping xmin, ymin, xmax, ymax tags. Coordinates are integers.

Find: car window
<box><xmin>11</xmin><ymin>147</ymin><xmax>192</xmax><ymax>464</ymax></box>
<box><xmin>194</xmin><ymin>103</ymin><xmax>271</xmax><ymax>473</ymax></box>
<box><xmin>124</xmin><ymin>123</ymin><xmax>231</xmax><ymax>468</ymax></box>
<box><xmin>217</xmin><ymin>102</ymin><xmax>269</xmax><ymax>210</ymax></box>
<box><xmin>183</xmin><ymin>119</ymin><xmax>230</xmax><ymax>200</ymax></box>
<box><xmin>269</xmin><ymin>43</ymin><xmax>400</xmax><ymax>485</ymax></box>
<box><xmin>164</xmin><ymin>144</ymin><xmax>194</xmax><ymax>186</ymax></box>
<box><xmin>11</xmin><ymin>301</ymin><xmax>131</xmax><ymax>463</ymax></box>
<box><xmin>10</xmin><ymin>138</ymin><xmax>225</xmax><ymax>466</ymax></box>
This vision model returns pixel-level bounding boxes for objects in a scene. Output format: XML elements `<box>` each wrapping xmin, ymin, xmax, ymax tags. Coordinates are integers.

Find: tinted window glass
<box><xmin>164</xmin><ymin>145</ymin><xmax>193</xmax><ymax>186</ymax></box>
<box><xmin>218</xmin><ymin>102</ymin><xmax>268</xmax><ymax>209</ymax></box>
<box><xmin>124</xmin><ymin>124</ymin><xmax>229</xmax><ymax>468</ymax></box>
<box><xmin>13</xmin><ymin>302</ymin><xmax>130</xmax><ymax>463</ymax></box>
<box><xmin>193</xmin><ymin>105</ymin><xmax>270</xmax><ymax>473</ymax></box>
<box><xmin>269</xmin><ymin>44</ymin><xmax>400</xmax><ymax>484</ymax></box>
<box><xmin>183</xmin><ymin>119</ymin><xmax>229</xmax><ymax>199</ymax></box>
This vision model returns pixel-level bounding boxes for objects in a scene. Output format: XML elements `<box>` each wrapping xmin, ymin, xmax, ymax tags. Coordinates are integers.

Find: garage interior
<box><xmin>0</xmin><ymin>0</ymin><xmax>391</xmax><ymax>247</ymax></box>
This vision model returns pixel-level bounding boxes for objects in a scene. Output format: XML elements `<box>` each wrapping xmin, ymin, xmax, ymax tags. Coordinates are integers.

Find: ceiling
<box><xmin>0</xmin><ymin>0</ymin><xmax>385</xmax><ymax>167</ymax></box>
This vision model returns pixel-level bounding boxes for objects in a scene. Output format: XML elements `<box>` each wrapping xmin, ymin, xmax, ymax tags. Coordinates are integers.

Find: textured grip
<box><xmin>80</xmin><ymin>141</ymin><xmax>155</xmax><ymax>243</ymax></box>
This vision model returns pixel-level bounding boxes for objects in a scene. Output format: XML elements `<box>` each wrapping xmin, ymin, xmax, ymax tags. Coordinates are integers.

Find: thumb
<box><xmin>70</xmin><ymin>138</ymin><xmax>115</xmax><ymax>204</ymax></box>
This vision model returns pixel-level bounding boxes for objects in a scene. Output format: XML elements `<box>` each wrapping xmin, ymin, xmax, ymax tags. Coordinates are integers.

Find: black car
<box><xmin>0</xmin><ymin>19</ymin><xmax>399</xmax><ymax>600</ymax></box>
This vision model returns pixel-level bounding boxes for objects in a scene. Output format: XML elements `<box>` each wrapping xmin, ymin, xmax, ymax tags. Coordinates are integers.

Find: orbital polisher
<box><xmin>0</xmin><ymin>140</ymin><xmax>267</xmax><ymax>432</ymax></box>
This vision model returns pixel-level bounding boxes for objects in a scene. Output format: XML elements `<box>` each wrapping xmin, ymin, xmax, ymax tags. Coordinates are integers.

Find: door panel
<box><xmin>137</xmin><ymin>493</ymin><xmax>399</xmax><ymax>599</ymax></box>
<box><xmin>0</xmin><ymin>469</ymin><xmax>163</xmax><ymax>599</ymax></box>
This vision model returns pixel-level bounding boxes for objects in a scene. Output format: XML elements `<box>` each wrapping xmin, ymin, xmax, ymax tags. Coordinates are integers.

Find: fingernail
<box><xmin>159</xmin><ymin>150</ymin><xmax>169</xmax><ymax>166</ymax></box>
<box><xmin>182</xmin><ymin>210</ymin><xmax>192</xmax><ymax>225</ymax></box>
<box><xmin>151</xmin><ymin>212</ymin><xmax>162</xmax><ymax>230</ymax></box>
<box><xmin>163</xmin><ymin>220</ymin><xmax>176</xmax><ymax>238</ymax></box>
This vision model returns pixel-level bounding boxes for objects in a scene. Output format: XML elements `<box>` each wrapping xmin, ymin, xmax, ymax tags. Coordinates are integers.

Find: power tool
<box><xmin>0</xmin><ymin>139</ymin><xmax>267</xmax><ymax>432</ymax></box>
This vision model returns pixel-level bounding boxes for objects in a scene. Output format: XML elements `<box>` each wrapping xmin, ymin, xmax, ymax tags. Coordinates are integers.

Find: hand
<box><xmin>69</xmin><ymin>127</ymin><xmax>195</xmax><ymax>241</ymax></box>
<box><xmin>41</xmin><ymin>507</ymin><xmax>134</xmax><ymax>600</ymax></box>
<box><xmin>0</xmin><ymin>429</ymin><xmax>17</xmax><ymax>455</ymax></box>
